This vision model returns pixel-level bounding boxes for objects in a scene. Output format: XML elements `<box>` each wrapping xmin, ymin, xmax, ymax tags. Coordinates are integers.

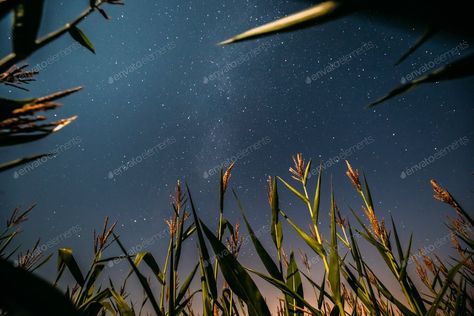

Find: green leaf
<box><xmin>427</xmin><ymin>258</ymin><xmax>469</xmax><ymax>316</ymax></box>
<box><xmin>317</xmin><ymin>271</ymin><xmax>326</xmax><ymax>309</ymax></box>
<box><xmin>364</xmin><ymin>265</ymin><xmax>418</xmax><ymax>316</ymax></box>
<box><xmin>200</xmin><ymin>221</ymin><xmax>271</xmax><ymax>316</ymax></box>
<box><xmin>233</xmin><ymin>190</ymin><xmax>283</xmax><ymax>281</ymax></box>
<box><xmin>248</xmin><ymin>267</ymin><xmax>322</xmax><ymax>316</ymax></box>
<box><xmin>182</xmin><ymin>224</ymin><xmax>196</xmax><ymax>241</ymax></box>
<box><xmin>57</xmin><ymin>248</ymin><xmax>85</xmax><ymax>286</ymax></box>
<box><xmin>398</xmin><ymin>234</ymin><xmax>413</xmax><ymax>282</ymax></box>
<box><xmin>302</xmin><ymin>159</ymin><xmax>312</xmax><ymax>186</ymax></box>
<box><xmin>175</xmin><ymin>290</ymin><xmax>200</xmax><ymax>315</ymax></box>
<box><xmin>80</xmin><ymin>263</ymin><xmax>105</xmax><ymax>302</ymax></box>
<box><xmin>134</xmin><ymin>252</ymin><xmax>165</xmax><ymax>285</ymax></box>
<box><xmin>280</xmin><ymin>210</ymin><xmax>326</xmax><ymax>258</ymax></box>
<box><xmin>270</xmin><ymin>177</ymin><xmax>283</xmax><ymax>253</ymax></box>
<box><xmin>278</xmin><ymin>176</ymin><xmax>310</xmax><ymax>204</ymax></box>
<box><xmin>110</xmin><ymin>289</ymin><xmax>133</xmax><ymax>316</ymax></box>
<box><xmin>186</xmin><ymin>183</ymin><xmax>218</xmax><ymax>300</ymax></box>
<box><xmin>328</xmin><ymin>187</ymin><xmax>344</xmax><ymax>315</ymax></box>
<box><xmin>113</xmin><ymin>233</ymin><xmax>163</xmax><ymax>316</ymax></box>
<box><xmin>69</xmin><ymin>25</ymin><xmax>95</xmax><ymax>54</ymax></box>
<box><xmin>285</xmin><ymin>252</ymin><xmax>304</xmax><ymax>316</ymax></box>
<box><xmin>176</xmin><ymin>263</ymin><xmax>199</xmax><ymax>304</ymax></box>
<box><xmin>199</xmin><ymin>255</ymin><xmax>213</xmax><ymax>316</ymax></box>
<box><xmin>78</xmin><ymin>288</ymin><xmax>112</xmax><ymax>312</ymax></box>
<box><xmin>312</xmin><ymin>163</ymin><xmax>323</xmax><ymax>225</ymax></box>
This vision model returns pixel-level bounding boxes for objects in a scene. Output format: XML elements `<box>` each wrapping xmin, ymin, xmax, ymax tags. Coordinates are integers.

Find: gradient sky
<box><xmin>0</xmin><ymin>0</ymin><xmax>473</xmax><ymax>313</ymax></box>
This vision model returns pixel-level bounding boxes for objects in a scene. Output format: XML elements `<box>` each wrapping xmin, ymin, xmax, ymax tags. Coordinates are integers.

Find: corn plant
<box><xmin>0</xmin><ymin>155</ymin><xmax>472</xmax><ymax>315</ymax></box>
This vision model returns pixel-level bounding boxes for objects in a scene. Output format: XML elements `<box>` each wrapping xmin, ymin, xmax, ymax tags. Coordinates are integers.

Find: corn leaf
<box><xmin>233</xmin><ymin>189</ymin><xmax>283</xmax><ymax>281</ymax></box>
<box><xmin>219</xmin><ymin>1</ymin><xmax>349</xmax><ymax>45</ymax></box>
<box><xmin>285</xmin><ymin>252</ymin><xmax>304</xmax><ymax>316</ymax></box>
<box><xmin>328</xmin><ymin>188</ymin><xmax>344</xmax><ymax>314</ymax></box>
<box><xmin>248</xmin><ymin>267</ymin><xmax>322</xmax><ymax>316</ymax></box>
<box><xmin>278</xmin><ymin>176</ymin><xmax>310</xmax><ymax>204</ymax></box>
<box><xmin>280</xmin><ymin>210</ymin><xmax>326</xmax><ymax>258</ymax></box>
<box><xmin>0</xmin><ymin>153</ymin><xmax>54</xmax><ymax>173</ymax></box>
<box><xmin>187</xmin><ymin>183</ymin><xmax>218</xmax><ymax>300</ymax></box>
<box><xmin>69</xmin><ymin>25</ymin><xmax>95</xmax><ymax>54</ymax></box>
<box><xmin>134</xmin><ymin>251</ymin><xmax>165</xmax><ymax>285</ymax></box>
<box><xmin>177</xmin><ymin>263</ymin><xmax>199</xmax><ymax>304</ymax></box>
<box><xmin>57</xmin><ymin>247</ymin><xmax>85</xmax><ymax>287</ymax></box>
<box><xmin>113</xmin><ymin>233</ymin><xmax>163</xmax><ymax>316</ymax></box>
<box><xmin>200</xmin><ymin>220</ymin><xmax>271</xmax><ymax>316</ymax></box>
<box><xmin>369</xmin><ymin>53</ymin><xmax>474</xmax><ymax>107</ymax></box>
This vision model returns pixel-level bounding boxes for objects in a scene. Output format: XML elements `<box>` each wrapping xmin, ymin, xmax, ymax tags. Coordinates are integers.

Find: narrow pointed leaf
<box><xmin>395</xmin><ymin>28</ymin><xmax>437</xmax><ymax>65</ymax></box>
<box><xmin>285</xmin><ymin>252</ymin><xmax>304</xmax><ymax>316</ymax></box>
<box><xmin>369</xmin><ymin>53</ymin><xmax>474</xmax><ymax>107</ymax></box>
<box><xmin>177</xmin><ymin>263</ymin><xmax>199</xmax><ymax>304</ymax></box>
<box><xmin>278</xmin><ymin>177</ymin><xmax>309</xmax><ymax>204</ymax></box>
<box><xmin>0</xmin><ymin>153</ymin><xmax>54</xmax><ymax>173</ymax></box>
<box><xmin>233</xmin><ymin>190</ymin><xmax>283</xmax><ymax>281</ymax></box>
<box><xmin>57</xmin><ymin>248</ymin><xmax>85</xmax><ymax>286</ymax></box>
<box><xmin>200</xmin><ymin>221</ymin><xmax>271</xmax><ymax>316</ymax></box>
<box><xmin>280</xmin><ymin>210</ymin><xmax>326</xmax><ymax>258</ymax></box>
<box><xmin>248</xmin><ymin>267</ymin><xmax>322</xmax><ymax>316</ymax></box>
<box><xmin>219</xmin><ymin>1</ymin><xmax>351</xmax><ymax>45</ymax></box>
<box><xmin>186</xmin><ymin>184</ymin><xmax>218</xmax><ymax>300</ymax></box>
<box><xmin>69</xmin><ymin>25</ymin><xmax>95</xmax><ymax>54</ymax></box>
<box><xmin>328</xmin><ymin>188</ymin><xmax>344</xmax><ymax>314</ymax></box>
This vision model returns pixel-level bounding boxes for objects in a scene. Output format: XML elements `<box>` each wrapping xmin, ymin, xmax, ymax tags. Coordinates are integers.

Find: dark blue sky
<box><xmin>0</xmin><ymin>0</ymin><xmax>473</xmax><ymax>310</ymax></box>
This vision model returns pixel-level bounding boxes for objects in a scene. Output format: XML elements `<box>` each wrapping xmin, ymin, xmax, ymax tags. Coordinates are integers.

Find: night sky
<box><xmin>1</xmin><ymin>0</ymin><xmax>473</xmax><ymax>312</ymax></box>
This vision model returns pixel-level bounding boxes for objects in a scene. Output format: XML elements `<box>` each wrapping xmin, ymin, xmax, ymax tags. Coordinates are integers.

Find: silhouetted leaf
<box><xmin>0</xmin><ymin>153</ymin><xmax>54</xmax><ymax>172</ymax></box>
<box><xmin>395</xmin><ymin>28</ymin><xmax>437</xmax><ymax>65</ymax></box>
<box><xmin>248</xmin><ymin>267</ymin><xmax>322</xmax><ymax>316</ymax></box>
<box><xmin>69</xmin><ymin>25</ymin><xmax>95</xmax><ymax>54</ymax></box>
<box><xmin>200</xmin><ymin>220</ymin><xmax>271</xmax><ymax>316</ymax></box>
<box><xmin>187</xmin><ymin>183</ymin><xmax>218</xmax><ymax>300</ymax></box>
<box><xmin>0</xmin><ymin>258</ymin><xmax>80</xmax><ymax>316</ymax></box>
<box><xmin>57</xmin><ymin>247</ymin><xmax>85</xmax><ymax>287</ymax></box>
<box><xmin>12</xmin><ymin>0</ymin><xmax>44</xmax><ymax>55</ymax></box>
<box><xmin>233</xmin><ymin>190</ymin><xmax>283</xmax><ymax>281</ymax></box>
<box><xmin>370</xmin><ymin>53</ymin><xmax>474</xmax><ymax>107</ymax></box>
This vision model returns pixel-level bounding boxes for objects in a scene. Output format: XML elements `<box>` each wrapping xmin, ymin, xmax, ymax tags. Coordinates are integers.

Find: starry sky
<box><xmin>0</xmin><ymin>0</ymin><xmax>473</xmax><ymax>311</ymax></box>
